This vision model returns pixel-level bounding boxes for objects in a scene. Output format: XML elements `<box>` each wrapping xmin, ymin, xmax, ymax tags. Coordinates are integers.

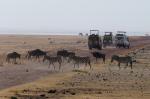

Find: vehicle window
<box><xmin>116</xmin><ymin>36</ymin><xmax>124</xmax><ymax>40</ymax></box>
<box><xmin>116</xmin><ymin>34</ymin><xmax>123</xmax><ymax>36</ymax></box>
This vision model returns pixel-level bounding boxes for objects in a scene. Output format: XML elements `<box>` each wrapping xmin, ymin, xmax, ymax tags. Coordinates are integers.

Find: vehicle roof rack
<box><xmin>90</xmin><ymin>30</ymin><xmax>99</xmax><ymax>31</ymax></box>
<box><xmin>117</xmin><ymin>31</ymin><xmax>126</xmax><ymax>34</ymax></box>
<box><xmin>105</xmin><ymin>32</ymin><xmax>112</xmax><ymax>33</ymax></box>
<box><xmin>90</xmin><ymin>30</ymin><xmax>99</xmax><ymax>35</ymax></box>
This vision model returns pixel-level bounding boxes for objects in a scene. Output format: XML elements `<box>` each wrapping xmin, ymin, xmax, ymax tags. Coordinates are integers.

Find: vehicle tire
<box><xmin>89</xmin><ymin>46</ymin><xmax>92</xmax><ymax>50</ymax></box>
<box><xmin>103</xmin><ymin>44</ymin><xmax>106</xmax><ymax>48</ymax></box>
<box><xmin>123</xmin><ymin>44</ymin><xmax>126</xmax><ymax>48</ymax></box>
<box><xmin>88</xmin><ymin>41</ymin><xmax>92</xmax><ymax>50</ymax></box>
<box><xmin>127</xmin><ymin>45</ymin><xmax>130</xmax><ymax>49</ymax></box>
<box><xmin>118</xmin><ymin>44</ymin><xmax>121</xmax><ymax>48</ymax></box>
<box><xmin>98</xmin><ymin>45</ymin><xmax>102</xmax><ymax>50</ymax></box>
<box><xmin>116</xmin><ymin>44</ymin><xmax>118</xmax><ymax>48</ymax></box>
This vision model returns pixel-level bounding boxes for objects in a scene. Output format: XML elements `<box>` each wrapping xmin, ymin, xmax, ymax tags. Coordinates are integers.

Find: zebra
<box><xmin>43</xmin><ymin>55</ymin><xmax>62</xmax><ymax>70</ymax></box>
<box><xmin>111</xmin><ymin>55</ymin><xmax>133</xmax><ymax>69</ymax></box>
<box><xmin>69</xmin><ymin>55</ymin><xmax>91</xmax><ymax>69</ymax></box>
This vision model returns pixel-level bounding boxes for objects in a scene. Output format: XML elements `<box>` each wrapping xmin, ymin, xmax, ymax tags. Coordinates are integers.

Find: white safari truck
<box><xmin>115</xmin><ymin>31</ymin><xmax>130</xmax><ymax>49</ymax></box>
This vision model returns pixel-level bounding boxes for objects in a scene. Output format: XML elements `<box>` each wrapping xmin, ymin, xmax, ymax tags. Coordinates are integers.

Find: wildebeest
<box><xmin>111</xmin><ymin>55</ymin><xmax>133</xmax><ymax>69</ymax></box>
<box><xmin>57</xmin><ymin>49</ymin><xmax>75</xmax><ymax>61</ymax></box>
<box><xmin>91</xmin><ymin>52</ymin><xmax>105</xmax><ymax>63</ymax></box>
<box><xmin>6</xmin><ymin>52</ymin><xmax>21</xmax><ymax>64</ymax></box>
<box><xmin>57</xmin><ymin>49</ymin><xmax>68</xmax><ymax>60</ymax></box>
<box><xmin>26</xmin><ymin>49</ymin><xmax>47</xmax><ymax>60</ymax></box>
<box><xmin>69</xmin><ymin>55</ymin><xmax>91</xmax><ymax>69</ymax></box>
<box><xmin>43</xmin><ymin>55</ymin><xmax>62</xmax><ymax>70</ymax></box>
<box><xmin>67</xmin><ymin>52</ymin><xmax>75</xmax><ymax>57</ymax></box>
<box><xmin>140</xmin><ymin>48</ymin><xmax>145</xmax><ymax>53</ymax></box>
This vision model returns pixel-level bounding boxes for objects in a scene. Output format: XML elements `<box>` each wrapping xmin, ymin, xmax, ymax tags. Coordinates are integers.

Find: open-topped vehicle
<box><xmin>115</xmin><ymin>31</ymin><xmax>130</xmax><ymax>48</ymax></box>
<box><xmin>103</xmin><ymin>32</ymin><xmax>114</xmax><ymax>48</ymax></box>
<box><xmin>88</xmin><ymin>30</ymin><xmax>102</xmax><ymax>50</ymax></box>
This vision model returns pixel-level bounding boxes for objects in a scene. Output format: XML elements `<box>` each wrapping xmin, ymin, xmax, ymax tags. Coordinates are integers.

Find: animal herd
<box><xmin>5</xmin><ymin>47</ymin><xmax>146</xmax><ymax>70</ymax></box>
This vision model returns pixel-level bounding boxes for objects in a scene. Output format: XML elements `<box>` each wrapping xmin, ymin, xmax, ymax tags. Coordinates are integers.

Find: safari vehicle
<box><xmin>115</xmin><ymin>31</ymin><xmax>130</xmax><ymax>48</ymax></box>
<box><xmin>88</xmin><ymin>30</ymin><xmax>102</xmax><ymax>50</ymax></box>
<box><xmin>103</xmin><ymin>32</ymin><xmax>113</xmax><ymax>48</ymax></box>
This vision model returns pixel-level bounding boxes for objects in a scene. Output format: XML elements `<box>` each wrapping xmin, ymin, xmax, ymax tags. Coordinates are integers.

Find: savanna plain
<box><xmin>0</xmin><ymin>35</ymin><xmax>149</xmax><ymax>99</ymax></box>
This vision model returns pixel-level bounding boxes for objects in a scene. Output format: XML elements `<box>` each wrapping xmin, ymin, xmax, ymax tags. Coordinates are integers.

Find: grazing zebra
<box><xmin>6</xmin><ymin>52</ymin><xmax>21</xmax><ymax>64</ymax></box>
<box><xmin>43</xmin><ymin>55</ymin><xmax>62</xmax><ymax>70</ymax></box>
<box><xmin>91</xmin><ymin>52</ymin><xmax>105</xmax><ymax>63</ymax></box>
<box><xmin>111</xmin><ymin>55</ymin><xmax>133</xmax><ymax>69</ymax></box>
<box><xmin>69</xmin><ymin>55</ymin><xmax>91</xmax><ymax>69</ymax></box>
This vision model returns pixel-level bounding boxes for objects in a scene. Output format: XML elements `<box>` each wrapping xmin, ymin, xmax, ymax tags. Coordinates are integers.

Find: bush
<box><xmin>10</xmin><ymin>96</ymin><xmax>18</xmax><ymax>99</ymax></box>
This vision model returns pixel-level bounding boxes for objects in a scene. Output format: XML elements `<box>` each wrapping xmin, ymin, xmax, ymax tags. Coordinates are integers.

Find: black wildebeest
<box><xmin>57</xmin><ymin>49</ymin><xmax>75</xmax><ymax>61</ymax></box>
<box><xmin>43</xmin><ymin>55</ymin><xmax>62</xmax><ymax>70</ymax></box>
<box><xmin>26</xmin><ymin>49</ymin><xmax>47</xmax><ymax>60</ymax></box>
<box><xmin>6</xmin><ymin>52</ymin><xmax>21</xmax><ymax>64</ymax></box>
<box><xmin>67</xmin><ymin>52</ymin><xmax>75</xmax><ymax>57</ymax></box>
<box><xmin>57</xmin><ymin>49</ymin><xmax>68</xmax><ymax>60</ymax></box>
<box><xmin>111</xmin><ymin>55</ymin><xmax>133</xmax><ymax>69</ymax></box>
<box><xmin>57</xmin><ymin>49</ymin><xmax>68</xmax><ymax>56</ymax></box>
<box><xmin>91</xmin><ymin>52</ymin><xmax>105</xmax><ymax>63</ymax></box>
<box><xmin>140</xmin><ymin>48</ymin><xmax>145</xmax><ymax>53</ymax></box>
<box><xmin>69</xmin><ymin>55</ymin><xmax>91</xmax><ymax>69</ymax></box>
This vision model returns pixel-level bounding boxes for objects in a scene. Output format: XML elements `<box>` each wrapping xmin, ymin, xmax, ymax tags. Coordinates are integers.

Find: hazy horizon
<box><xmin>0</xmin><ymin>0</ymin><xmax>150</xmax><ymax>36</ymax></box>
<box><xmin>0</xmin><ymin>32</ymin><xmax>147</xmax><ymax>36</ymax></box>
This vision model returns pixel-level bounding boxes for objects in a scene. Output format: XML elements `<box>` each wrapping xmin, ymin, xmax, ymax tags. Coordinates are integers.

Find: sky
<box><xmin>0</xmin><ymin>0</ymin><xmax>149</xmax><ymax>35</ymax></box>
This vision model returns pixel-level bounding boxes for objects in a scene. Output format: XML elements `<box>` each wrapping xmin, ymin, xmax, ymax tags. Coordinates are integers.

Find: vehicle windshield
<box><xmin>116</xmin><ymin>34</ymin><xmax>124</xmax><ymax>36</ymax></box>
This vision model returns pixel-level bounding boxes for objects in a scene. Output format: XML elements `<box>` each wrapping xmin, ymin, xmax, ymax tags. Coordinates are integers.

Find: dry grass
<box><xmin>0</xmin><ymin>35</ymin><xmax>148</xmax><ymax>99</ymax></box>
<box><xmin>0</xmin><ymin>72</ymin><xmax>75</xmax><ymax>99</ymax></box>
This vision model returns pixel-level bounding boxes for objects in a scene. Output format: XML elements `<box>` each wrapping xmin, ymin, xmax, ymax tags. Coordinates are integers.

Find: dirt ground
<box><xmin>0</xmin><ymin>35</ymin><xmax>149</xmax><ymax>99</ymax></box>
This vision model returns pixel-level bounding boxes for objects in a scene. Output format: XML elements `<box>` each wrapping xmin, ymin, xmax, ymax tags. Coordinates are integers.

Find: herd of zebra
<box><xmin>5</xmin><ymin>48</ymin><xmax>146</xmax><ymax>70</ymax></box>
